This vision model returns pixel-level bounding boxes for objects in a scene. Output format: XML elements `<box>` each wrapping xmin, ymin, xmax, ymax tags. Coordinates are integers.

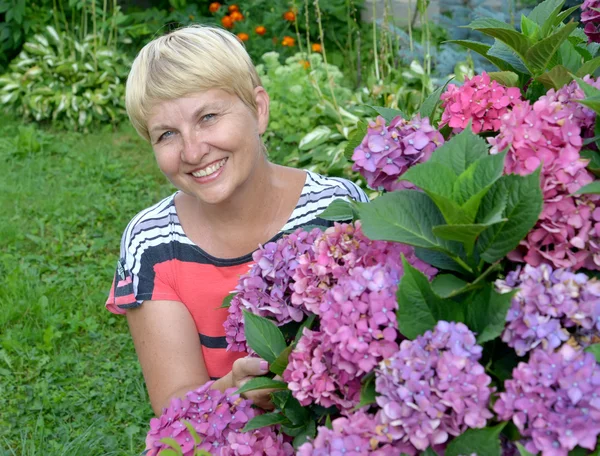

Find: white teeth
<box><xmin>192</xmin><ymin>159</ymin><xmax>226</xmax><ymax>177</ymax></box>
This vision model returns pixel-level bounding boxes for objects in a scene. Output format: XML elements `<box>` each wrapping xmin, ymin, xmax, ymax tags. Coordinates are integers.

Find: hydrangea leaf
<box><xmin>432</xmin><ymin>221</ymin><xmax>504</xmax><ymax>255</ymax></box>
<box><xmin>235</xmin><ymin>377</ymin><xmax>288</xmax><ymax>396</ymax></box>
<box><xmin>269</xmin><ymin>345</ymin><xmax>293</xmax><ymax>376</ymax></box>
<box><xmin>445</xmin><ymin>422</ymin><xmax>507</xmax><ymax>456</ymax></box>
<box><xmin>356</xmin><ymin>191</ymin><xmax>463</xmax><ymax>256</ymax></box>
<box><xmin>577</xmin><ymin>56</ymin><xmax>600</xmax><ymax>78</ymax></box>
<box><xmin>446</xmin><ymin>40</ymin><xmax>518</xmax><ymax>72</ymax></box>
<box><xmin>574</xmin><ymin>181</ymin><xmax>600</xmax><ymax>194</ymax></box>
<box><xmin>420</xmin><ymin>449</ymin><xmax>439</xmax><ymax>456</ymax></box>
<box><xmin>542</xmin><ymin>4</ymin><xmax>577</xmax><ymax>37</ymax></box>
<box><xmin>429</xmin><ymin>126</ymin><xmax>490</xmax><ymax>175</ymax></box>
<box><xmin>452</xmin><ymin>151</ymin><xmax>506</xmax><ymax>212</ymax></box>
<box><xmin>488</xmin><ymin>40</ymin><xmax>531</xmax><ymax>75</ymax></box>
<box><xmin>318</xmin><ymin>198</ymin><xmax>357</xmax><ymax>221</ymax></box>
<box><xmin>292</xmin><ymin>420</ymin><xmax>316</xmax><ymax>449</ymax></box>
<box><xmin>243</xmin><ymin>311</ymin><xmax>287</xmax><ymax>364</ymax></box>
<box><xmin>521</xmin><ymin>14</ymin><xmax>541</xmax><ymax>40</ymax></box>
<box><xmin>419</xmin><ymin>77</ymin><xmax>453</xmax><ymax>121</ymax></box>
<box><xmin>526</xmin><ymin>21</ymin><xmax>578</xmax><ymax>73</ymax></box>
<box><xmin>158</xmin><ymin>438</ymin><xmax>183</xmax><ymax>454</ymax></box>
<box><xmin>294</xmin><ymin>314</ymin><xmax>316</xmax><ymax>345</ymax></box>
<box><xmin>574</xmin><ymin>75</ymin><xmax>600</xmax><ymax>98</ymax></box>
<box><xmin>577</xmin><ymin>95</ymin><xmax>600</xmax><ymax>114</ymax></box>
<box><xmin>431</xmin><ymin>274</ymin><xmax>469</xmax><ymax>298</ymax></box>
<box><xmin>396</xmin><ymin>256</ymin><xmax>464</xmax><ymax>339</ymax></box>
<box><xmin>581</xmin><ymin>149</ymin><xmax>600</xmax><ymax>176</ymax></box>
<box><xmin>516</xmin><ymin>442</ymin><xmax>536</xmax><ymax>456</ymax></box>
<box><xmin>586</xmin><ymin>344</ymin><xmax>600</xmax><ymax>363</ymax></box>
<box><xmin>343</xmin><ymin>120</ymin><xmax>367</xmax><ymax>161</ymax></box>
<box><xmin>527</xmin><ymin>0</ymin><xmax>565</xmax><ymax>27</ymax></box>
<box><xmin>280</xmin><ymin>393</ymin><xmax>310</xmax><ymax>425</ymax></box>
<box><xmin>356</xmin><ymin>374</ymin><xmax>377</xmax><ymax>409</ymax></box>
<box><xmin>465</xmin><ymin>19</ymin><xmax>531</xmax><ymax>61</ymax></box>
<box><xmin>242</xmin><ymin>412</ymin><xmax>289</xmax><ymax>432</ymax></box>
<box><xmin>488</xmin><ymin>71</ymin><xmax>520</xmax><ymax>87</ymax></box>
<box><xmin>464</xmin><ymin>284</ymin><xmax>516</xmax><ymax>344</ymax></box>
<box><xmin>475</xmin><ymin>169</ymin><xmax>543</xmax><ymax>264</ymax></box>
<box><xmin>368</xmin><ymin>105</ymin><xmax>406</xmax><ymax>123</ymax></box>
<box><xmin>414</xmin><ymin>248</ymin><xmax>472</xmax><ymax>275</ymax></box>
<box><xmin>536</xmin><ymin>64</ymin><xmax>572</xmax><ymax>90</ymax></box>
<box><xmin>219</xmin><ymin>293</ymin><xmax>235</xmax><ymax>309</ymax></box>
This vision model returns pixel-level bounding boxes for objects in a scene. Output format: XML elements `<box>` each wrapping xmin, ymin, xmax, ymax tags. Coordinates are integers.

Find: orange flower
<box><xmin>237</xmin><ymin>32</ymin><xmax>249</xmax><ymax>42</ymax></box>
<box><xmin>299</xmin><ymin>60</ymin><xmax>310</xmax><ymax>69</ymax></box>
<box><xmin>221</xmin><ymin>15</ymin><xmax>234</xmax><ymax>28</ymax></box>
<box><xmin>209</xmin><ymin>2</ymin><xmax>221</xmax><ymax>13</ymax></box>
<box><xmin>283</xmin><ymin>10</ymin><xmax>296</xmax><ymax>21</ymax></box>
<box><xmin>228</xmin><ymin>4</ymin><xmax>239</xmax><ymax>12</ymax></box>
<box><xmin>230</xmin><ymin>10</ymin><xmax>244</xmax><ymax>21</ymax></box>
<box><xmin>255</xmin><ymin>25</ymin><xmax>266</xmax><ymax>36</ymax></box>
<box><xmin>281</xmin><ymin>36</ymin><xmax>295</xmax><ymax>47</ymax></box>
<box><xmin>311</xmin><ymin>43</ymin><xmax>322</xmax><ymax>52</ymax></box>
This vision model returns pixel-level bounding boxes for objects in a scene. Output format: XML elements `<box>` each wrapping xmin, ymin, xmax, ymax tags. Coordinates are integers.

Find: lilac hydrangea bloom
<box><xmin>494</xmin><ymin>345</ymin><xmax>600</xmax><ymax>455</ymax></box>
<box><xmin>497</xmin><ymin>264</ymin><xmax>600</xmax><ymax>356</ymax></box>
<box><xmin>225</xmin><ymin>227</ymin><xmax>322</xmax><ymax>352</ymax></box>
<box><xmin>352</xmin><ymin>115</ymin><xmax>444</xmax><ymax>192</ymax></box>
<box><xmin>374</xmin><ymin>321</ymin><xmax>493</xmax><ymax>452</ymax></box>
<box><xmin>583</xmin><ymin>0</ymin><xmax>600</xmax><ymax>43</ymax></box>
<box><xmin>145</xmin><ymin>381</ymin><xmax>293</xmax><ymax>456</ymax></box>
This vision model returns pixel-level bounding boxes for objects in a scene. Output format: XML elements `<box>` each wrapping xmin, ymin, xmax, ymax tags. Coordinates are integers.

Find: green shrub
<box><xmin>0</xmin><ymin>26</ymin><xmax>131</xmax><ymax>131</ymax></box>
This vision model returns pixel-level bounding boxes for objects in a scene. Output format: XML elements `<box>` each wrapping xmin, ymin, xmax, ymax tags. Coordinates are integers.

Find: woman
<box><xmin>105</xmin><ymin>25</ymin><xmax>368</xmax><ymax>417</ymax></box>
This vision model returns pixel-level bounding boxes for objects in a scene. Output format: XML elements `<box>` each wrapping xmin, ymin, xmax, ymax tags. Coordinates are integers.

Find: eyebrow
<box><xmin>149</xmin><ymin>101</ymin><xmax>229</xmax><ymax>134</ymax></box>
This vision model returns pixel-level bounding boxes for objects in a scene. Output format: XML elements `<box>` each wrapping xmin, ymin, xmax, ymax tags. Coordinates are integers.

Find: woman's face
<box><xmin>147</xmin><ymin>88</ymin><xmax>269</xmax><ymax>206</ymax></box>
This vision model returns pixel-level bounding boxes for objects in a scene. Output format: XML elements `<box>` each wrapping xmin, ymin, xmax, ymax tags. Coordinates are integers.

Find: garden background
<box><xmin>0</xmin><ymin>0</ymin><xmax>561</xmax><ymax>454</ymax></box>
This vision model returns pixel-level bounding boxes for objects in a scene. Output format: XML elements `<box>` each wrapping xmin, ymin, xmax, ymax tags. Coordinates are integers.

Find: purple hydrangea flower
<box><xmin>497</xmin><ymin>264</ymin><xmax>600</xmax><ymax>356</ymax></box>
<box><xmin>225</xmin><ymin>227</ymin><xmax>322</xmax><ymax>352</ymax></box>
<box><xmin>494</xmin><ymin>344</ymin><xmax>600</xmax><ymax>455</ymax></box>
<box><xmin>145</xmin><ymin>381</ymin><xmax>293</xmax><ymax>456</ymax></box>
<box><xmin>374</xmin><ymin>321</ymin><xmax>493</xmax><ymax>452</ymax></box>
<box><xmin>352</xmin><ymin>115</ymin><xmax>444</xmax><ymax>192</ymax></box>
<box><xmin>583</xmin><ymin>0</ymin><xmax>600</xmax><ymax>43</ymax></box>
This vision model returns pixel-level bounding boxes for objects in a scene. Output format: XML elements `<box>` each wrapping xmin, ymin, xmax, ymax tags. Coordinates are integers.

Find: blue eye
<box><xmin>202</xmin><ymin>113</ymin><xmax>216</xmax><ymax>121</ymax></box>
<box><xmin>158</xmin><ymin>130</ymin><xmax>174</xmax><ymax>142</ymax></box>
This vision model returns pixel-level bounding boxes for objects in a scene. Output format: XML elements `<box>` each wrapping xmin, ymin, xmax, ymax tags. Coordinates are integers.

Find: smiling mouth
<box><xmin>191</xmin><ymin>158</ymin><xmax>227</xmax><ymax>178</ymax></box>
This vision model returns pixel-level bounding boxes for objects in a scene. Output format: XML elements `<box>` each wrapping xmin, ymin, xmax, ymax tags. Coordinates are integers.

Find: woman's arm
<box><xmin>126</xmin><ymin>299</ymin><xmax>272</xmax><ymax>415</ymax></box>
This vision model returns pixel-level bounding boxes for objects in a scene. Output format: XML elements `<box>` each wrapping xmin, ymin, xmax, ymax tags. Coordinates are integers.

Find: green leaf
<box><xmin>521</xmin><ymin>14</ymin><xmax>541</xmax><ymax>40</ymax></box>
<box><xmin>465</xmin><ymin>18</ymin><xmax>531</xmax><ymax>60</ymax></box>
<box><xmin>182</xmin><ymin>420</ymin><xmax>202</xmax><ymax>445</ymax></box>
<box><xmin>292</xmin><ymin>420</ymin><xmax>316</xmax><ymax>449</ymax></box>
<box><xmin>270</xmin><ymin>345</ymin><xmax>293</xmax><ymax>376</ymax></box>
<box><xmin>585</xmin><ymin>343</ymin><xmax>600</xmax><ymax>362</ymax></box>
<box><xmin>446</xmin><ymin>40</ymin><xmax>517</xmax><ymax>72</ymax></box>
<box><xmin>396</xmin><ymin>256</ymin><xmax>464</xmax><ymax>339</ymax></box>
<box><xmin>576</xmin><ymin>56</ymin><xmax>600</xmax><ymax>78</ymax></box>
<box><xmin>344</xmin><ymin>120</ymin><xmax>367</xmax><ymax>161</ymax></box>
<box><xmin>419</xmin><ymin>78</ymin><xmax>453</xmax><ymax>120</ymax></box>
<box><xmin>368</xmin><ymin>105</ymin><xmax>406</xmax><ymax>123</ymax></box>
<box><xmin>220</xmin><ymin>293</ymin><xmax>235</xmax><ymax>309</ymax></box>
<box><xmin>535</xmin><ymin>64</ymin><xmax>573</xmax><ymax>90</ymax></box>
<box><xmin>526</xmin><ymin>21</ymin><xmax>578</xmax><ymax>73</ymax></box>
<box><xmin>431</xmin><ymin>274</ymin><xmax>469</xmax><ymax>298</ymax></box>
<box><xmin>487</xmin><ymin>71</ymin><xmax>520</xmax><ymax>87</ymax></box>
<box><xmin>452</xmin><ymin>151</ymin><xmax>506</xmax><ymax>211</ymax></box>
<box><xmin>429</xmin><ymin>126</ymin><xmax>490</xmax><ymax>175</ymax></box>
<box><xmin>541</xmin><ymin>1</ymin><xmax>571</xmax><ymax>37</ymax></box>
<box><xmin>476</xmin><ymin>170</ymin><xmax>543</xmax><ymax>264</ymax></box>
<box><xmin>528</xmin><ymin>0</ymin><xmax>565</xmax><ymax>26</ymax></box>
<box><xmin>280</xmin><ymin>393</ymin><xmax>310</xmax><ymax>425</ymax></box>
<box><xmin>356</xmin><ymin>373</ymin><xmax>377</xmax><ymax>408</ymax></box>
<box><xmin>515</xmin><ymin>442</ymin><xmax>536</xmax><ymax>456</ymax></box>
<box><xmin>581</xmin><ymin>149</ymin><xmax>600</xmax><ymax>176</ymax></box>
<box><xmin>243</xmin><ymin>311</ymin><xmax>287</xmax><ymax>364</ymax></box>
<box><xmin>433</xmin><ymin>222</ymin><xmax>503</xmax><ymax>247</ymax></box>
<box><xmin>414</xmin><ymin>248</ymin><xmax>472</xmax><ymax>274</ymax></box>
<box><xmin>445</xmin><ymin>423</ymin><xmax>507</xmax><ymax>456</ymax></box>
<box><xmin>357</xmin><ymin>191</ymin><xmax>462</xmax><ymax>255</ymax></box>
<box><xmin>573</xmin><ymin>75</ymin><xmax>600</xmax><ymax>97</ymax></box>
<box><xmin>577</xmin><ymin>95</ymin><xmax>600</xmax><ymax>113</ymax></box>
<box><xmin>555</xmin><ymin>4</ymin><xmax>581</xmax><ymax>28</ymax></box>
<box><xmin>488</xmin><ymin>40</ymin><xmax>531</xmax><ymax>74</ymax></box>
<box><xmin>159</xmin><ymin>437</ymin><xmax>184</xmax><ymax>454</ymax></box>
<box><xmin>574</xmin><ymin>181</ymin><xmax>600</xmax><ymax>194</ymax></box>
<box><xmin>465</xmin><ymin>284</ymin><xmax>515</xmax><ymax>344</ymax></box>
<box><xmin>421</xmin><ymin>449</ymin><xmax>439</xmax><ymax>456</ymax></box>
<box><xmin>318</xmin><ymin>198</ymin><xmax>356</xmax><ymax>221</ymax></box>
<box><xmin>561</xmin><ymin>40</ymin><xmax>585</xmax><ymax>73</ymax></box>
<box><xmin>294</xmin><ymin>314</ymin><xmax>316</xmax><ymax>344</ymax></box>
<box><xmin>242</xmin><ymin>412</ymin><xmax>288</xmax><ymax>432</ymax></box>
<box><xmin>235</xmin><ymin>377</ymin><xmax>288</xmax><ymax>395</ymax></box>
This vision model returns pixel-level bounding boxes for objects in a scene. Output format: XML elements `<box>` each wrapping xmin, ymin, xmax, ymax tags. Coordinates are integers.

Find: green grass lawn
<box><xmin>0</xmin><ymin>115</ymin><xmax>174</xmax><ymax>455</ymax></box>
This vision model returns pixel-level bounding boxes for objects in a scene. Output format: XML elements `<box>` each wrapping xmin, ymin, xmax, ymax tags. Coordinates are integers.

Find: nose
<box><xmin>180</xmin><ymin>128</ymin><xmax>209</xmax><ymax>164</ymax></box>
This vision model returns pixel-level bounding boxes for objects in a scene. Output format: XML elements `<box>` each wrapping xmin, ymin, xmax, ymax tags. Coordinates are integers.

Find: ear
<box><xmin>254</xmin><ymin>86</ymin><xmax>270</xmax><ymax>135</ymax></box>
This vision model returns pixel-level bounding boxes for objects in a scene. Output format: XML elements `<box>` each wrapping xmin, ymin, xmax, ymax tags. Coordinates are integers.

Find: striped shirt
<box><xmin>106</xmin><ymin>170</ymin><xmax>369</xmax><ymax>378</ymax></box>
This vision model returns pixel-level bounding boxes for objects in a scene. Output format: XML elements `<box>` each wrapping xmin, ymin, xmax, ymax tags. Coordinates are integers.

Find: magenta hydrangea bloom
<box><xmin>297</xmin><ymin>411</ymin><xmax>416</xmax><ymax>455</ymax></box>
<box><xmin>225</xmin><ymin>227</ymin><xmax>322</xmax><ymax>352</ymax></box>
<box><xmin>292</xmin><ymin>221</ymin><xmax>437</xmax><ymax>315</ymax></box>
<box><xmin>319</xmin><ymin>264</ymin><xmax>401</xmax><ymax>377</ymax></box>
<box><xmin>494</xmin><ymin>344</ymin><xmax>600</xmax><ymax>456</ymax></box>
<box><xmin>374</xmin><ymin>321</ymin><xmax>493</xmax><ymax>452</ymax></box>
<box><xmin>145</xmin><ymin>381</ymin><xmax>293</xmax><ymax>456</ymax></box>
<box><xmin>497</xmin><ymin>264</ymin><xmax>600</xmax><ymax>356</ymax></box>
<box><xmin>351</xmin><ymin>114</ymin><xmax>444</xmax><ymax>192</ymax></box>
<box><xmin>283</xmin><ymin>328</ymin><xmax>362</xmax><ymax>411</ymax></box>
<box><xmin>583</xmin><ymin>0</ymin><xmax>600</xmax><ymax>43</ymax></box>
<box><xmin>439</xmin><ymin>71</ymin><xmax>522</xmax><ymax>134</ymax></box>
<box><xmin>489</xmin><ymin>95</ymin><xmax>600</xmax><ymax>270</ymax></box>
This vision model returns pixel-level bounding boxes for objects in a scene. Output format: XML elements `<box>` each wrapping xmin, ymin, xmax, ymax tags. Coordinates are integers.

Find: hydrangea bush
<box><xmin>147</xmin><ymin>1</ymin><xmax>600</xmax><ymax>454</ymax></box>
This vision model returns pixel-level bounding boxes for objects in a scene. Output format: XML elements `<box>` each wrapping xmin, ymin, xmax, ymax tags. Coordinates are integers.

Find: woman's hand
<box><xmin>231</xmin><ymin>357</ymin><xmax>276</xmax><ymax>410</ymax></box>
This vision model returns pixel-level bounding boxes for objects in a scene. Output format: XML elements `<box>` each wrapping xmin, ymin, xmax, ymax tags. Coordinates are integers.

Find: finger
<box><xmin>233</xmin><ymin>357</ymin><xmax>269</xmax><ymax>379</ymax></box>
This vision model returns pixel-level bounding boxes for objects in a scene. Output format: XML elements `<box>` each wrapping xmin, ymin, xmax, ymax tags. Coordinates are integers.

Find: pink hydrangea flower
<box><xmin>374</xmin><ymin>321</ymin><xmax>493</xmax><ymax>452</ymax></box>
<box><xmin>352</xmin><ymin>115</ymin><xmax>444</xmax><ymax>191</ymax></box>
<box><xmin>283</xmin><ymin>328</ymin><xmax>361</xmax><ymax>411</ymax></box>
<box><xmin>583</xmin><ymin>0</ymin><xmax>600</xmax><ymax>43</ymax></box>
<box><xmin>440</xmin><ymin>71</ymin><xmax>522</xmax><ymax>134</ymax></box>
<box><xmin>225</xmin><ymin>227</ymin><xmax>322</xmax><ymax>352</ymax></box>
<box><xmin>291</xmin><ymin>221</ymin><xmax>437</xmax><ymax>315</ymax></box>
<box><xmin>489</xmin><ymin>95</ymin><xmax>600</xmax><ymax>271</ymax></box>
<box><xmin>496</xmin><ymin>264</ymin><xmax>600</xmax><ymax>356</ymax></box>
<box><xmin>494</xmin><ymin>344</ymin><xmax>600</xmax><ymax>455</ymax></box>
<box><xmin>145</xmin><ymin>382</ymin><xmax>293</xmax><ymax>456</ymax></box>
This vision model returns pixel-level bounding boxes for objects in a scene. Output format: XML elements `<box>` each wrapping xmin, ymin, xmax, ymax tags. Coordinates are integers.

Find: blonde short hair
<box><xmin>125</xmin><ymin>25</ymin><xmax>262</xmax><ymax>141</ymax></box>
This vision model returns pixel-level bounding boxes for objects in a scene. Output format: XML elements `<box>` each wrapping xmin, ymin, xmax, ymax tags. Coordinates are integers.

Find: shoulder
<box><xmin>303</xmin><ymin>170</ymin><xmax>369</xmax><ymax>203</ymax></box>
